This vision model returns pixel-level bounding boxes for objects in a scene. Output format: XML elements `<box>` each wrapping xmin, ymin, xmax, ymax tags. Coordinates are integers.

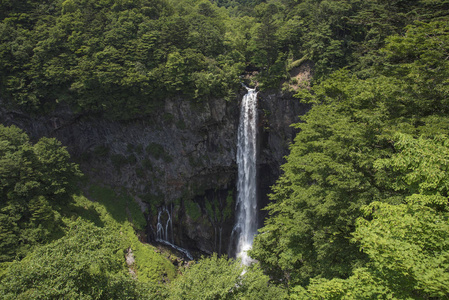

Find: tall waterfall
<box><xmin>233</xmin><ymin>87</ymin><xmax>258</xmax><ymax>265</ymax></box>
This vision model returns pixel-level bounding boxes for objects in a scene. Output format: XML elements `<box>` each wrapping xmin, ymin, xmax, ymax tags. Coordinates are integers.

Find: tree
<box><xmin>0</xmin><ymin>219</ymin><xmax>165</xmax><ymax>299</ymax></box>
<box><xmin>0</xmin><ymin>125</ymin><xmax>82</xmax><ymax>261</ymax></box>
<box><xmin>380</xmin><ymin>21</ymin><xmax>449</xmax><ymax>116</ymax></box>
<box><xmin>291</xmin><ymin>134</ymin><xmax>449</xmax><ymax>299</ymax></box>
<box><xmin>168</xmin><ymin>254</ymin><xmax>286</xmax><ymax>299</ymax></box>
<box><xmin>250</xmin><ymin>71</ymin><xmax>407</xmax><ymax>284</ymax></box>
<box><xmin>252</xmin><ymin>20</ymin><xmax>449</xmax><ymax>286</ymax></box>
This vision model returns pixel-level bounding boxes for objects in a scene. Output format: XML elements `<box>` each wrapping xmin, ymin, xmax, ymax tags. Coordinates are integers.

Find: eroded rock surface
<box><xmin>0</xmin><ymin>88</ymin><xmax>308</xmax><ymax>256</ymax></box>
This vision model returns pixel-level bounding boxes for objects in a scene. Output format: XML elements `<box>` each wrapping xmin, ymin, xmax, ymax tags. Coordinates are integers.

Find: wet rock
<box><xmin>0</xmin><ymin>89</ymin><xmax>309</xmax><ymax>255</ymax></box>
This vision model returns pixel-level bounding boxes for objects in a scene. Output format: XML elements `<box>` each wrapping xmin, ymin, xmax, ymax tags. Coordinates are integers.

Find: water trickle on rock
<box><xmin>156</xmin><ymin>205</ymin><xmax>193</xmax><ymax>260</ymax></box>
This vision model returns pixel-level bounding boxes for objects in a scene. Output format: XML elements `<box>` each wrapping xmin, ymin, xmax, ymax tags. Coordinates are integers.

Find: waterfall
<box><xmin>232</xmin><ymin>87</ymin><xmax>258</xmax><ymax>265</ymax></box>
<box><xmin>156</xmin><ymin>206</ymin><xmax>193</xmax><ymax>260</ymax></box>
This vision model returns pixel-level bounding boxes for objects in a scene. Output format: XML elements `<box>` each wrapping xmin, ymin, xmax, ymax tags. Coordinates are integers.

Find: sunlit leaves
<box><xmin>353</xmin><ymin>199</ymin><xmax>449</xmax><ymax>298</ymax></box>
<box><xmin>375</xmin><ymin>133</ymin><xmax>449</xmax><ymax>201</ymax></box>
<box><xmin>0</xmin><ymin>219</ymin><xmax>159</xmax><ymax>300</ymax></box>
<box><xmin>251</xmin><ymin>101</ymin><xmax>388</xmax><ymax>284</ymax></box>
<box><xmin>288</xmin><ymin>133</ymin><xmax>449</xmax><ymax>299</ymax></box>
<box><xmin>381</xmin><ymin>21</ymin><xmax>449</xmax><ymax>115</ymax></box>
<box><xmin>168</xmin><ymin>254</ymin><xmax>286</xmax><ymax>299</ymax></box>
<box><xmin>255</xmin><ymin>19</ymin><xmax>449</xmax><ymax>290</ymax></box>
<box><xmin>0</xmin><ymin>125</ymin><xmax>81</xmax><ymax>262</ymax></box>
<box><xmin>0</xmin><ymin>0</ymin><xmax>243</xmax><ymax>119</ymax></box>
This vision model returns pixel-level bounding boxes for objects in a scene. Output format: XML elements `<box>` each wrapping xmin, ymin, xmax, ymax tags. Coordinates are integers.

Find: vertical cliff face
<box><xmin>0</xmin><ymin>89</ymin><xmax>308</xmax><ymax>256</ymax></box>
<box><xmin>257</xmin><ymin>91</ymin><xmax>309</xmax><ymax>227</ymax></box>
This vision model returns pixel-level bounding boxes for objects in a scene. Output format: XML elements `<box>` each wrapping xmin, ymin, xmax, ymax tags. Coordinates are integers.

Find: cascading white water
<box><xmin>233</xmin><ymin>87</ymin><xmax>258</xmax><ymax>265</ymax></box>
<box><xmin>156</xmin><ymin>206</ymin><xmax>193</xmax><ymax>260</ymax></box>
<box><xmin>156</xmin><ymin>207</ymin><xmax>171</xmax><ymax>241</ymax></box>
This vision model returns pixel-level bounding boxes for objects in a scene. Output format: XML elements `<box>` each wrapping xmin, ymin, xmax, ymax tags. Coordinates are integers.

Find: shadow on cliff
<box><xmin>65</xmin><ymin>201</ymin><xmax>106</xmax><ymax>228</ymax></box>
<box><xmin>82</xmin><ymin>184</ymin><xmax>147</xmax><ymax>231</ymax></box>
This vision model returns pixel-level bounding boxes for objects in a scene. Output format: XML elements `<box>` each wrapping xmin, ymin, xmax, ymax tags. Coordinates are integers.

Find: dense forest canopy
<box><xmin>1</xmin><ymin>0</ymin><xmax>449</xmax><ymax>299</ymax></box>
<box><xmin>2</xmin><ymin>0</ymin><xmax>447</xmax><ymax>119</ymax></box>
<box><xmin>250</xmin><ymin>6</ymin><xmax>449</xmax><ymax>299</ymax></box>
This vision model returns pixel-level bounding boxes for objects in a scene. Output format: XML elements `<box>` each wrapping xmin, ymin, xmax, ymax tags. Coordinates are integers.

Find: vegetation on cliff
<box><xmin>0</xmin><ymin>125</ymin><xmax>284</xmax><ymax>299</ymax></box>
<box><xmin>251</xmin><ymin>15</ymin><xmax>449</xmax><ymax>300</ymax></box>
<box><xmin>0</xmin><ymin>125</ymin><xmax>176</xmax><ymax>298</ymax></box>
<box><xmin>2</xmin><ymin>0</ymin><xmax>449</xmax><ymax>299</ymax></box>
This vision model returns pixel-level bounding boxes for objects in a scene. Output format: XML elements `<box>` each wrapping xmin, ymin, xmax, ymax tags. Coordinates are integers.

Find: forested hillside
<box><xmin>3</xmin><ymin>0</ymin><xmax>446</xmax><ymax>119</ymax></box>
<box><xmin>0</xmin><ymin>125</ymin><xmax>284</xmax><ymax>299</ymax></box>
<box><xmin>1</xmin><ymin>0</ymin><xmax>449</xmax><ymax>299</ymax></box>
<box><xmin>250</xmin><ymin>5</ymin><xmax>449</xmax><ymax>299</ymax></box>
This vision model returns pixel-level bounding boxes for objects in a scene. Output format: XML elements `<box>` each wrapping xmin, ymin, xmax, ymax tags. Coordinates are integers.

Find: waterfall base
<box><xmin>155</xmin><ymin>239</ymin><xmax>194</xmax><ymax>261</ymax></box>
<box><xmin>237</xmin><ymin>243</ymin><xmax>256</xmax><ymax>265</ymax></box>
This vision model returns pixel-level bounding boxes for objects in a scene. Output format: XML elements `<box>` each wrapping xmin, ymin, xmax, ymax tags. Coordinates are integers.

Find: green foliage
<box><xmin>224</xmin><ymin>190</ymin><xmax>233</xmax><ymax>219</ymax></box>
<box><xmin>146</xmin><ymin>142</ymin><xmax>172</xmax><ymax>162</ymax></box>
<box><xmin>380</xmin><ymin>21</ymin><xmax>449</xmax><ymax>115</ymax></box>
<box><xmin>290</xmin><ymin>268</ymin><xmax>394</xmax><ymax>299</ymax></box>
<box><xmin>142</xmin><ymin>158</ymin><xmax>153</xmax><ymax>170</ymax></box>
<box><xmin>70</xmin><ymin>193</ymin><xmax>176</xmax><ymax>285</ymax></box>
<box><xmin>135</xmin><ymin>144</ymin><xmax>143</xmax><ymax>155</ymax></box>
<box><xmin>375</xmin><ymin>133</ymin><xmax>449</xmax><ymax>201</ymax></box>
<box><xmin>121</xmin><ymin>223</ymin><xmax>176</xmax><ymax>284</ymax></box>
<box><xmin>185</xmin><ymin>199</ymin><xmax>202</xmax><ymax>221</ymax></box>
<box><xmin>93</xmin><ymin>144</ymin><xmax>110</xmax><ymax>157</ymax></box>
<box><xmin>110</xmin><ymin>153</ymin><xmax>128</xmax><ymax>169</ymax></box>
<box><xmin>140</xmin><ymin>192</ymin><xmax>164</xmax><ymax>217</ymax></box>
<box><xmin>294</xmin><ymin>193</ymin><xmax>449</xmax><ymax>299</ymax></box>
<box><xmin>251</xmin><ymin>18</ymin><xmax>448</xmax><ymax>285</ymax></box>
<box><xmin>0</xmin><ymin>125</ymin><xmax>82</xmax><ymax>202</ymax></box>
<box><xmin>0</xmin><ymin>125</ymin><xmax>81</xmax><ymax>262</ymax></box>
<box><xmin>0</xmin><ymin>219</ymin><xmax>167</xmax><ymax>299</ymax></box>
<box><xmin>205</xmin><ymin>191</ymin><xmax>233</xmax><ymax>222</ymax></box>
<box><xmin>168</xmin><ymin>254</ymin><xmax>286</xmax><ymax>299</ymax></box>
<box><xmin>0</xmin><ymin>187</ymin><xmax>175</xmax><ymax>297</ymax></box>
<box><xmin>354</xmin><ymin>200</ymin><xmax>449</xmax><ymax>298</ymax></box>
<box><xmin>88</xmin><ymin>185</ymin><xmax>146</xmax><ymax>230</ymax></box>
<box><xmin>3</xmin><ymin>1</ymin><xmax>449</xmax><ymax>299</ymax></box>
<box><xmin>0</xmin><ymin>0</ymin><xmax>243</xmax><ymax>119</ymax></box>
<box><xmin>251</xmin><ymin>80</ymin><xmax>399</xmax><ymax>283</ymax></box>
<box><xmin>0</xmin><ymin>126</ymin><xmax>175</xmax><ymax>298</ymax></box>
<box><xmin>1</xmin><ymin>0</ymin><xmax>441</xmax><ymax>117</ymax></box>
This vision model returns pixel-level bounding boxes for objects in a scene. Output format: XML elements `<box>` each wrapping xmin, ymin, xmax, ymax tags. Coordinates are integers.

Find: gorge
<box><xmin>0</xmin><ymin>89</ymin><xmax>308</xmax><ymax>257</ymax></box>
<box><xmin>2</xmin><ymin>0</ymin><xmax>449</xmax><ymax>297</ymax></box>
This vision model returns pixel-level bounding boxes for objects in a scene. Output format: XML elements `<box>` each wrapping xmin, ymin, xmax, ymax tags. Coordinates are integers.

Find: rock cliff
<box><xmin>0</xmin><ymin>88</ymin><xmax>308</xmax><ymax>256</ymax></box>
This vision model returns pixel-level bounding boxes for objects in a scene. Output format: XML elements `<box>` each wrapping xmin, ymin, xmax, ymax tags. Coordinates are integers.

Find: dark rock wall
<box><xmin>257</xmin><ymin>91</ymin><xmax>309</xmax><ymax>227</ymax></box>
<box><xmin>0</xmin><ymin>88</ymin><xmax>309</xmax><ymax>256</ymax></box>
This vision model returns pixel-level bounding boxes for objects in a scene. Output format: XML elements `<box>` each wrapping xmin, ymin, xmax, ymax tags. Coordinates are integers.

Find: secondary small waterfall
<box><xmin>156</xmin><ymin>207</ymin><xmax>172</xmax><ymax>241</ymax></box>
<box><xmin>232</xmin><ymin>87</ymin><xmax>258</xmax><ymax>265</ymax></box>
<box><xmin>156</xmin><ymin>206</ymin><xmax>193</xmax><ymax>260</ymax></box>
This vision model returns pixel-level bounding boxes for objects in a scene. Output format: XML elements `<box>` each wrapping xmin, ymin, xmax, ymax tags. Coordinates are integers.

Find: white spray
<box><xmin>232</xmin><ymin>87</ymin><xmax>258</xmax><ymax>265</ymax></box>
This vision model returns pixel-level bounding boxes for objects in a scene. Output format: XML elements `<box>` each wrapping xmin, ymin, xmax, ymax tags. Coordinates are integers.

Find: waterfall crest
<box><xmin>233</xmin><ymin>87</ymin><xmax>258</xmax><ymax>265</ymax></box>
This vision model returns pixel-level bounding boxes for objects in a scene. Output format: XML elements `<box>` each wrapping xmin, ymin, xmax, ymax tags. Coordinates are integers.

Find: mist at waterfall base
<box><xmin>231</xmin><ymin>87</ymin><xmax>258</xmax><ymax>265</ymax></box>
